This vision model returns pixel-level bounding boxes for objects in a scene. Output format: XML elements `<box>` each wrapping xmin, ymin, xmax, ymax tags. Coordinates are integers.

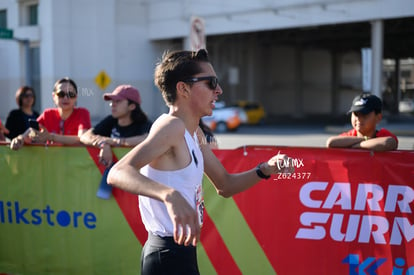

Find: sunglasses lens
<box><xmin>56</xmin><ymin>92</ymin><xmax>65</xmax><ymax>98</ymax></box>
<box><xmin>56</xmin><ymin>91</ymin><xmax>77</xmax><ymax>98</ymax></box>
<box><xmin>184</xmin><ymin>76</ymin><xmax>218</xmax><ymax>90</ymax></box>
<box><xmin>209</xmin><ymin>78</ymin><xmax>218</xmax><ymax>90</ymax></box>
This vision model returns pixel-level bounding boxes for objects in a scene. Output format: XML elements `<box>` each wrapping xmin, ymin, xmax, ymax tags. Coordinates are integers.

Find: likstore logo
<box><xmin>0</xmin><ymin>200</ymin><xmax>97</xmax><ymax>229</ymax></box>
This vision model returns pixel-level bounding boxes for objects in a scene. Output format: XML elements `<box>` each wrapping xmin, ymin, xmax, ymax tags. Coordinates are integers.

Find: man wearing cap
<box><xmin>81</xmin><ymin>84</ymin><xmax>152</xmax><ymax>167</ymax></box>
<box><xmin>326</xmin><ymin>93</ymin><xmax>398</xmax><ymax>151</ymax></box>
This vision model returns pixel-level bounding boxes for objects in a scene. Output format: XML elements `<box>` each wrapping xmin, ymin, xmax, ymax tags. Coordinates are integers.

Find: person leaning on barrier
<box><xmin>106</xmin><ymin>49</ymin><xmax>294</xmax><ymax>275</ymax></box>
<box><xmin>80</xmin><ymin>85</ymin><xmax>152</xmax><ymax>168</ymax></box>
<box><xmin>10</xmin><ymin>77</ymin><xmax>91</xmax><ymax>150</ymax></box>
<box><xmin>326</xmin><ymin>93</ymin><xmax>398</xmax><ymax>151</ymax></box>
<box><xmin>0</xmin><ymin>118</ymin><xmax>9</xmax><ymax>142</ymax></box>
<box><xmin>5</xmin><ymin>86</ymin><xmax>40</xmax><ymax>140</ymax></box>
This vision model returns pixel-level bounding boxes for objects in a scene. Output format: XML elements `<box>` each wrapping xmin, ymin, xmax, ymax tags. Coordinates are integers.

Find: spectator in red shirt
<box><xmin>10</xmin><ymin>77</ymin><xmax>91</xmax><ymax>150</ymax></box>
<box><xmin>326</xmin><ymin>93</ymin><xmax>398</xmax><ymax>151</ymax></box>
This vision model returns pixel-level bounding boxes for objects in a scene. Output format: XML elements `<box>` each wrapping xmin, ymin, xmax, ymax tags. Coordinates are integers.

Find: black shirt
<box><xmin>5</xmin><ymin>109</ymin><xmax>40</xmax><ymax>139</ymax></box>
<box><xmin>93</xmin><ymin>115</ymin><xmax>152</xmax><ymax>138</ymax></box>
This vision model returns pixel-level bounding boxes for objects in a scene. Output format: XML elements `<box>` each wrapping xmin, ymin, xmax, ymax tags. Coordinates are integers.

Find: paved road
<box><xmin>214</xmin><ymin>124</ymin><xmax>414</xmax><ymax>150</ymax></box>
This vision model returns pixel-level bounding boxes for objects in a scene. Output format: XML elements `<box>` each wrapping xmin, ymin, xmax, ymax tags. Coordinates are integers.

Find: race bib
<box><xmin>195</xmin><ymin>184</ymin><xmax>204</xmax><ymax>227</ymax></box>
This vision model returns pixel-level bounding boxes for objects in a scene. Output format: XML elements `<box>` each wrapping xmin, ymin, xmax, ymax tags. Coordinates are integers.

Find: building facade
<box><xmin>0</xmin><ymin>0</ymin><xmax>413</xmax><ymax>123</ymax></box>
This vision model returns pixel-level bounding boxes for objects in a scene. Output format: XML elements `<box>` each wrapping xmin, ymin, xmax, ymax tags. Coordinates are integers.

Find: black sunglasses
<box><xmin>56</xmin><ymin>91</ymin><xmax>77</xmax><ymax>98</ymax></box>
<box><xmin>184</xmin><ymin>76</ymin><xmax>218</xmax><ymax>90</ymax></box>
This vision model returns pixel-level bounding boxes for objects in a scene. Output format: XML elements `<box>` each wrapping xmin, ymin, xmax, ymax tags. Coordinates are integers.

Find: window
<box><xmin>28</xmin><ymin>4</ymin><xmax>38</xmax><ymax>25</ymax></box>
<box><xmin>19</xmin><ymin>1</ymin><xmax>38</xmax><ymax>26</ymax></box>
<box><xmin>0</xmin><ymin>10</ymin><xmax>7</xmax><ymax>28</ymax></box>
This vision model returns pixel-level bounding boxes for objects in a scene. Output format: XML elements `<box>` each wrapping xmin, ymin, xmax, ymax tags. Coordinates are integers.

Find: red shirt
<box><xmin>37</xmin><ymin>108</ymin><xmax>91</xmax><ymax>135</ymax></box>
<box><xmin>340</xmin><ymin>128</ymin><xmax>399</xmax><ymax>146</ymax></box>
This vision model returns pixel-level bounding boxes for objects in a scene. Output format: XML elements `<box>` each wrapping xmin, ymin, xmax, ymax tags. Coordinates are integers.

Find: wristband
<box><xmin>363</xmin><ymin>136</ymin><xmax>369</xmax><ymax>141</ymax></box>
<box><xmin>256</xmin><ymin>162</ymin><xmax>271</xmax><ymax>179</ymax></box>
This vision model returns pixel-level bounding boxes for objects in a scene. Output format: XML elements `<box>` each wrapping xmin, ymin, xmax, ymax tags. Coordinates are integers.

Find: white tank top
<box><xmin>139</xmin><ymin>129</ymin><xmax>204</xmax><ymax>237</ymax></box>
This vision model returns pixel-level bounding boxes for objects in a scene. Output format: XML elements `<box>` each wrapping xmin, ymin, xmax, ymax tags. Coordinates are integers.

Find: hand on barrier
<box><xmin>98</xmin><ymin>143</ymin><xmax>113</xmax><ymax>168</ymax></box>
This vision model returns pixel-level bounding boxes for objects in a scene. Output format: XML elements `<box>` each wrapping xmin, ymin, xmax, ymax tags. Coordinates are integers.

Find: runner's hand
<box><xmin>265</xmin><ymin>151</ymin><xmax>295</xmax><ymax>174</ymax></box>
<box><xmin>164</xmin><ymin>190</ymin><xmax>200</xmax><ymax>246</ymax></box>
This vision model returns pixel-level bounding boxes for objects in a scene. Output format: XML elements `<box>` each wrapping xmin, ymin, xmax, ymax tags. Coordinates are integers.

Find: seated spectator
<box><xmin>0</xmin><ymin>119</ymin><xmax>9</xmax><ymax>142</ymax></box>
<box><xmin>10</xmin><ymin>77</ymin><xmax>91</xmax><ymax>150</ymax></box>
<box><xmin>5</xmin><ymin>86</ymin><xmax>40</xmax><ymax>140</ymax></box>
<box><xmin>326</xmin><ymin>93</ymin><xmax>398</xmax><ymax>151</ymax></box>
<box><xmin>80</xmin><ymin>85</ymin><xmax>152</xmax><ymax>167</ymax></box>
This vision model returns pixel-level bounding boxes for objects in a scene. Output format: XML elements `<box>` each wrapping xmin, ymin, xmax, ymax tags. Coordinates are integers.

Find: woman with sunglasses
<box><xmin>10</xmin><ymin>77</ymin><xmax>91</xmax><ymax>150</ymax></box>
<box><xmin>5</xmin><ymin>86</ymin><xmax>40</xmax><ymax>140</ymax></box>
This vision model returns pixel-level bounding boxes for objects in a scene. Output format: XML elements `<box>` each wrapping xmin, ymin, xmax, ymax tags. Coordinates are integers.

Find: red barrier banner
<box><xmin>0</xmin><ymin>145</ymin><xmax>413</xmax><ymax>275</ymax></box>
<box><xmin>211</xmin><ymin>146</ymin><xmax>414</xmax><ymax>275</ymax></box>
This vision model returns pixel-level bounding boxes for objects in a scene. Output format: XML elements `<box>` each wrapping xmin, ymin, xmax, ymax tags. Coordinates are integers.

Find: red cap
<box><xmin>103</xmin><ymin>85</ymin><xmax>141</xmax><ymax>104</ymax></box>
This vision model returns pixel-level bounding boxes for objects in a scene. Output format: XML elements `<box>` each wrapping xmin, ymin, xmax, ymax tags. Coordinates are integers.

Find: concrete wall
<box><xmin>0</xmin><ymin>0</ymin><xmax>413</xmax><ymax>123</ymax></box>
<box><xmin>147</xmin><ymin>0</ymin><xmax>414</xmax><ymax>39</ymax></box>
<box><xmin>37</xmin><ymin>0</ymin><xmax>164</xmax><ymax>122</ymax></box>
<box><xmin>0</xmin><ymin>0</ymin><xmax>168</xmax><ymax>123</ymax></box>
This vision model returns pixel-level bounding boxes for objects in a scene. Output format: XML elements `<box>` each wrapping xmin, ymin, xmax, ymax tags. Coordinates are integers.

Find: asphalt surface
<box><xmin>214</xmin><ymin>121</ymin><xmax>414</xmax><ymax>150</ymax></box>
